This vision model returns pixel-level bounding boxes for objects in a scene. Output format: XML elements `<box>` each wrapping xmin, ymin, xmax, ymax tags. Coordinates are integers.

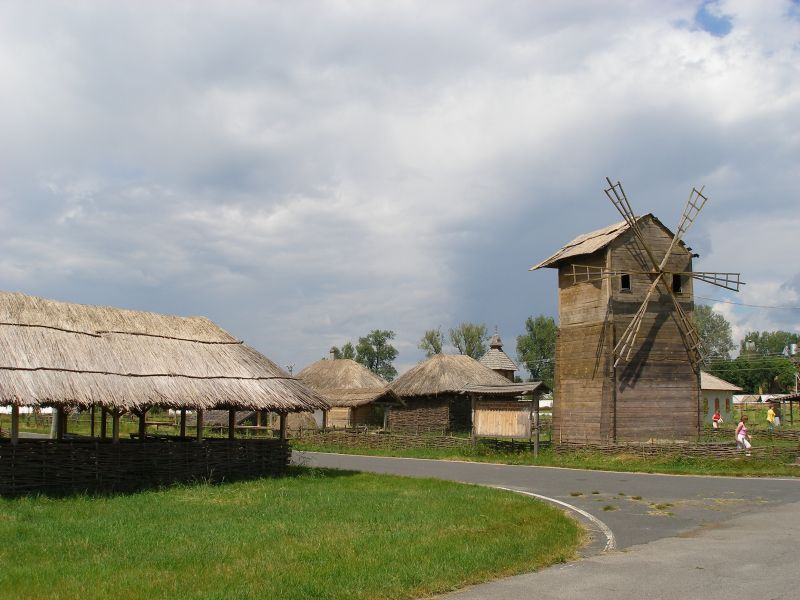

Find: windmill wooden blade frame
<box><xmin>682</xmin><ymin>271</ymin><xmax>745</xmax><ymax>292</ymax></box>
<box><xmin>604</xmin><ymin>178</ymin><xmax>660</xmax><ymax>268</ymax></box>
<box><xmin>566</xmin><ymin>264</ymin><xmax>651</xmax><ymax>284</ymax></box>
<box><xmin>613</xmin><ymin>276</ymin><xmax>662</xmax><ymax>366</ymax></box>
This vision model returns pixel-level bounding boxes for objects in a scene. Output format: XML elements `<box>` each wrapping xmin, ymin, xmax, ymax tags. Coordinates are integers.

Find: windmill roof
<box><xmin>530</xmin><ymin>214</ymin><xmax>682</xmax><ymax>270</ymax></box>
<box><xmin>700</xmin><ymin>371</ymin><xmax>743</xmax><ymax>392</ymax></box>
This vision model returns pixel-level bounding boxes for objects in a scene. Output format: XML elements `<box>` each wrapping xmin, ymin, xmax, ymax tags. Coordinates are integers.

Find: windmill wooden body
<box><xmin>531</xmin><ymin>179</ymin><xmax>743</xmax><ymax>443</ymax></box>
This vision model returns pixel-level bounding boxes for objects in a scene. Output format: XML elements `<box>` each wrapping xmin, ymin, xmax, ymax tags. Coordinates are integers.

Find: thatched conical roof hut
<box><xmin>387</xmin><ymin>354</ymin><xmax>529</xmax><ymax>433</ymax></box>
<box><xmin>297</xmin><ymin>358</ymin><xmax>400</xmax><ymax>427</ymax></box>
<box><xmin>390</xmin><ymin>354</ymin><xmax>513</xmax><ymax>397</ymax></box>
<box><xmin>0</xmin><ymin>291</ymin><xmax>328</xmax><ymax>414</ymax></box>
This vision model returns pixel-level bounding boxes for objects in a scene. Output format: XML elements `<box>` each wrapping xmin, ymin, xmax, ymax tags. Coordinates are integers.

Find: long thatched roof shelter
<box><xmin>0</xmin><ymin>291</ymin><xmax>329</xmax><ymax>414</ymax></box>
<box><xmin>297</xmin><ymin>358</ymin><xmax>400</xmax><ymax>408</ymax></box>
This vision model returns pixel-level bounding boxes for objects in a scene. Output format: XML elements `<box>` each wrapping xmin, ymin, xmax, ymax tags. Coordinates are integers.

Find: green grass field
<box><xmin>0</xmin><ymin>468</ymin><xmax>580</xmax><ymax>600</ymax></box>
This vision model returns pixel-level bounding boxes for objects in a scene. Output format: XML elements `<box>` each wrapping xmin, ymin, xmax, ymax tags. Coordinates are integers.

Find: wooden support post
<box><xmin>196</xmin><ymin>409</ymin><xmax>204</xmax><ymax>441</ymax></box>
<box><xmin>322</xmin><ymin>410</ymin><xmax>329</xmax><ymax>432</ymax></box>
<box><xmin>279</xmin><ymin>413</ymin><xmax>287</xmax><ymax>441</ymax></box>
<box><xmin>255</xmin><ymin>410</ymin><xmax>262</xmax><ymax>428</ymax></box>
<box><xmin>470</xmin><ymin>395</ymin><xmax>476</xmax><ymax>446</ymax></box>
<box><xmin>228</xmin><ymin>409</ymin><xmax>236</xmax><ymax>440</ymax></box>
<box><xmin>100</xmin><ymin>407</ymin><xmax>108</xmax><ymax>439</ymax></box>
<box><xmin>90</xmin><ymin>404</ymin><xmax>96</xmax><ymax>439</ymax></box>
<box><xmin>533</xmin><ymin>393</ymin><xmax>540</xmax><ymax>458</ymax></box>
<box><xmin>10</xmin><ymin>404</ymin><xmax>19</xmax><ymax>445</ymax></box>
<box><xmin>56</xmin><ymin>406</ymin><xmax>65</xmax><ymax>440</ymax></box>
<box><xmin>138</xmin><ymin>408</ymin><xmax>147</xmax><ymax>442</ymax></box>
<box><xmin>112</xmin><ymin>410</ymin><xmax>120</xmax><ymax>444</ymax></box>
<box><xmin>180</xmin><ymin>408</ymin><xmax>187</xmax><ymax>438</ymax></box>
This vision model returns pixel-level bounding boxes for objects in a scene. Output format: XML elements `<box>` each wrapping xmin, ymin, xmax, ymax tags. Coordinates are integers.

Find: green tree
<box><xmin>449</xmin><ymin>323</ymin><xmax>488</xmax><ymax>359</ymax></box>
<box><xmin>355</xmin><ymin>330</ymin><xmax>398</xmax><ymax>380</ymax></box>
<box><xmin>418</xmin><ymin>328</ymin><xmax>444</xmax><ymax>358</ymax></box>
<box><xmin>694</xmin><ymin>304</ymin><xmax>735</xmax><ymax>361</ymax></box>
<box><xmin>707</xmin><ymin>355</ymin><xmax>796</xmax><ymax>394</ymax></box>
<box><xmin>740</xmin><ymin>330</ymin><xmax>800</xmax><ymax>356</ymax></box>
<box><xmin>329</xmin><ymin>341</ymin><xmax>355</xmax><ymax>360</ymax></box>
<box><xmin>516</xmin><ymin>315</ymin><xmax>558</xmax><ymax>389</ymax></box>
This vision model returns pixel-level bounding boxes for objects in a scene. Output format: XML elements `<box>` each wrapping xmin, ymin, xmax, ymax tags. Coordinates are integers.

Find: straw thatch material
<box><xmin>389</xmin><ymin>354</ymin><xmax>518</xmax><ymax>398</ymax></box>
<box><xmin>297</xmin><ymin>358</ymin><xmax>400</xmax><ymax>407</ymax></box>
<box><xmin>0</xmin><ymin>291</ymin><xmax>329</xmax><ymax>413</ymax></box>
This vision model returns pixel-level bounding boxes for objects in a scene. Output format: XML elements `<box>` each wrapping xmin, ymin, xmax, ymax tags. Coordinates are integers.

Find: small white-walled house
<box><xmin>701</xmin><ymin>371</ymin><xmax>742</xmax><ymax>425</ymax></box>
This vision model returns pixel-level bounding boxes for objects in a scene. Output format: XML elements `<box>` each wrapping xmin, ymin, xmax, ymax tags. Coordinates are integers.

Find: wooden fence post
<box><xmin>90</xmin><ymin>404</ymin><xmax>96</xmax><ymax>439</ymax></box>
<box><xmin>470</xmin><ymin>395</ymin><xmax>476</xmax><ymax>446</ymax></box>
<box><xmin>180</xmin><ymin>408</ymin><xmax>187</xmax><ymax>438</ymax></box>
<box><xmin>228</xmin><ymin>409</ymin><xmax>236</xmax><ymax>440</ymax></box>
<box><xmin>533</xmin><ymin>393</ymin><xmax>540</xmax><ymax>458</ymax></box>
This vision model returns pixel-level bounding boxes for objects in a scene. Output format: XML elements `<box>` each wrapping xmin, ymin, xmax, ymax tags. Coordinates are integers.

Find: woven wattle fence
<box><xmin>0</xmin><ymin>438</ymin><xmax>290</xmax><ymax>497</ymax></box>
<box><xmin>554</xmin><ymin>441</ymin><xmax>797</xmax><ymax>461</ymax></box>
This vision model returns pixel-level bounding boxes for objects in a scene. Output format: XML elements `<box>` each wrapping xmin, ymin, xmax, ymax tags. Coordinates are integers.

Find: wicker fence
<box><xmin>554</xmin><ymin>441</ymin><xmax>797</xmax><ymax>461</ymax></box>
<box><xmin>0</xmin><ymin>438</ymin><xmax>290</xmax><ymax>497</ymax></box>
<box><xmin>297</xmin><ymin>430</ymin><xmax>470</xmax><ymax>451</ymax></box>
<box><xmin>297</xmin><ymin>429</ymin><xmax>796</xmax><ymax>461</ymax></box>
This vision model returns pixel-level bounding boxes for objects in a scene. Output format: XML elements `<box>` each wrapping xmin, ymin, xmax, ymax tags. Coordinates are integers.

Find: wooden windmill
<box><xmin>531</xmin><ymin>178</ymin><xmax>743</xmax><ymax>443</ymax></box>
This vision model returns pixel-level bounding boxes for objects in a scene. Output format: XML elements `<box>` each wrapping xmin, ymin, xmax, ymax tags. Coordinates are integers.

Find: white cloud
<box><xmin>0</xmin><ymin>0</ymin><xmax>798</xmax><ymax>372</ymax></box>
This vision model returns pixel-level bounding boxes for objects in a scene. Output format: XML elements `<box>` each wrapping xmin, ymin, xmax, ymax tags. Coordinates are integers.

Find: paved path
<box><xmin>295</xmin><ymin>452</ymin><xmax>800</xmax><ymax>599</ymax></box>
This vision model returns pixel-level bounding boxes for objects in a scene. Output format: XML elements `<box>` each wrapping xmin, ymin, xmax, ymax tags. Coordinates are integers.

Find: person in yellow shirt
<box><xmin>767</xmin><ymin>404</ymin><xmax>776</xmax><ymax>433</ymax></box>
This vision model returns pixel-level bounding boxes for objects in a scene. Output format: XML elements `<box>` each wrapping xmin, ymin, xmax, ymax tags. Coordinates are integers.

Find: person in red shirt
<box><xmin>712</xmin><ymin>409</ymin><xmax>723</xmax><ymax>429</ymax></box>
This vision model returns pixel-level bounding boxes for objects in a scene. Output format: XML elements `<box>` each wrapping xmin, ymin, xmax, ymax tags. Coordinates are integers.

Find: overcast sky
<box><xmin>1</xmin><ymin>0</ymin><xmax>798</xmax><ymax>375</ymax></box>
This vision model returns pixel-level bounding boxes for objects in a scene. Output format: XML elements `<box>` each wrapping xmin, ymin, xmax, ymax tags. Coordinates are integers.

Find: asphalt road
<box><xmin>295</xmin><ymin>452</ymin><xmax>800</xmax><ymax>599</ymax></box>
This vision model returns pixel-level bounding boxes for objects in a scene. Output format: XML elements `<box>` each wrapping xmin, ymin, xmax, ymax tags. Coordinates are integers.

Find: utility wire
<box><xmin>696</xmin><ymin>296</ymin><xmax>800</xmax><ymax>310</ymax></box>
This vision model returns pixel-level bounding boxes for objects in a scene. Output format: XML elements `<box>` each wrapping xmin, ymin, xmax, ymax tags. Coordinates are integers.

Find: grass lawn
<box><xmin>293</xmin><ymin>440</ymin><xmax>800</xmax><ymax>477</ymax></box>
<box><xmin>0</xmin><ymin>468</ymin><xmax>580</xmax><ymax>600</ymax></box>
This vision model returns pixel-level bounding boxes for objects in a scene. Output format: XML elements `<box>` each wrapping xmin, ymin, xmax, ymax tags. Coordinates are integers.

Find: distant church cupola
<box><xmin>478</xmin><ymin>330</ymin><xmax>517</xmax><ymax>381</ymax></box>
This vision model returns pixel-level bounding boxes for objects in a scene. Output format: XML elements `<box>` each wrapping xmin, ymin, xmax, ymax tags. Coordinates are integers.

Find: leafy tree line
<box><xmin>416</xmin><ymin>317</ymin><xmax>559</xmax><ymax>388</ymax></box>
<box><xmin>329</xmin><ymin>307</ymin><xmax>797</xmax><ymax>393</ymax></box>
<box><xmin>696</xmin><ymin>304</ymin><xmax>798</xmax><ymax>393</ymax></box>
<box><xmin>331</xmin><ymin>329</ymin><xmax>398</xmax><ymax>381</ymax></box>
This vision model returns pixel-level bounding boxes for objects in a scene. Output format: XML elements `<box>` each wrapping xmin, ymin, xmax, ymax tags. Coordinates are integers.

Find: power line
<box><xmin>696</xmin><ymin>296</ymin><xmax>800</xmax><ymax>310</ymax></box>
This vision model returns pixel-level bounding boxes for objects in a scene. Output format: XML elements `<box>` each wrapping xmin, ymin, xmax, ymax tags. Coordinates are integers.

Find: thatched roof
<box><xmin>297</xmin><ymin>358</ymin><xmax>400</xmax><ymax>407</ymax></box>
<box><xmin>389</xmin><ymin>354</ymin><xmax>527</xmax><ymax>398</ymax></box>
<box><xmin>530</xmin><ymin>214</ymin><xmax>684</xmax><ymax>270</ymax></box>
<box><xmin>0</xmin><ymin>291</ymin><xmax>329</xmax><ymax>413</ymax></box>
<box><xmin>700</xmin><ymin>371</ymin><xmax>743</xmax><ymax>392</ymax></box>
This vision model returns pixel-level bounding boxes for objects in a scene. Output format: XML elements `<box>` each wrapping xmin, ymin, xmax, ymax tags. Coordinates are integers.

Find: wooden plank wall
<box><xmin>610</xmin><ymin>219</ymin><xmax>699</xmax><ymax>441</ymax></box>
<box><xmin>555</xmin><ymin>251</ymin><xmax>614</xmax><ymax>443</ymax></box>
<box><xmin>328</xmin><ymin>407</ymin><xmax>351</xmax><ymax>428</ymax></box>
<box><xmin>473</xmin><ymin>400</ymin><xmax>530</xmax><ymax>438</ymax></box>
